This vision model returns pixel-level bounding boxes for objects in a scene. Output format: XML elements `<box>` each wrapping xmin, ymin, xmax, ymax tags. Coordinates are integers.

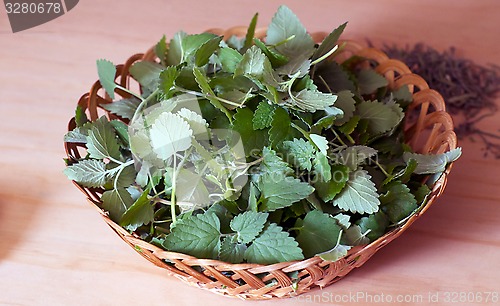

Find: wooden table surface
<box><xmin>1</xmin><ymin>1</ymin><xmax>499</xmax><ymax>305</ymax></box>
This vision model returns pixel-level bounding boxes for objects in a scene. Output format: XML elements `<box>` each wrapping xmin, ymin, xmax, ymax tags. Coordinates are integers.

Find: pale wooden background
<box><xmin>1</xmin><ymin>1</ymin><xmax>499</xmax><ymax>305</ymax></box>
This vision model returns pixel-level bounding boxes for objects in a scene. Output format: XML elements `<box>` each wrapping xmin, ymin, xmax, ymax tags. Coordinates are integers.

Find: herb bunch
<box><xmin>64</xmin><ymin>5</ymin><xmax>461</xmax><ymax>265</ymax></box>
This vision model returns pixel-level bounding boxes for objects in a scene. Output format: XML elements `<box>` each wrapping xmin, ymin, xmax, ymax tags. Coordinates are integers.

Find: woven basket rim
<box><xmin>64</xmin><ymin>27</ymin><xmax>458</xmax><ymax>299</ymax></box>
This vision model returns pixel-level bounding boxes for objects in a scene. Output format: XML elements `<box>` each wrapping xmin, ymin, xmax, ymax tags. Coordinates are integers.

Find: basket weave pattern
<box><xmin>64</xmin><ymin>27</ymin><xmax>457</xmax><ymax>300</ymax></box>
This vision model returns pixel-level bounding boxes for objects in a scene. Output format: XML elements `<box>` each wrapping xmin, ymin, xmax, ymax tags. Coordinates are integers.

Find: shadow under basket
<box><xmin>64</xmin><ymin>27</ymin><xmax>458</xmax><ymax>300</ymax></box>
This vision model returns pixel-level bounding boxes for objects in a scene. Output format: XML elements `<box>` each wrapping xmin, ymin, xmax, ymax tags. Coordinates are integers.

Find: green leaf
<box><xmin>175</xmin><ymin>169</ymin><xmax>210</xmax><ymax>210</ymax></box>
<box><xmin>312</xmin><ymin>152</ymin><xmax>331</xmax><ymax>182</ymax></box>
<box><xmin>102</xmin><ymin>97</ymin><xmax>141</xmax><ymax>120</ymax></box>
<box><xmin>314</xmin><ymin>61</ymin><xmax>356</xmax><ymax>93</ymax></box>
<box><xmin>230</xmin><ymin>211</ymin><xmax>269</xmax><ymax>244</ymax></box>
<box><xmin>218</xmin><ymin>47</ymin><xmax>243</xmax><ymax>73</ymax></box>
<box><xmin>101</xmin><ymin>188</ymin><xmax>134</xmax><ymax>222</ymax></box>
<box><xmin>75</xmin><ymin>105</ymin><xmax>89</xmax><ymax>127</ymax></box>
<box><xmin>414</xmin><ymin>184</ymin><xmax>431</xmax><ymax>205</ymax></box>
<box><xmin>63</xmin><ymin>159</ymin><xmax>108</xmax><ymax>188</ymax></box>
<box><xmin>129</xmin><ymin>61</ymin><xmax>164</xmax><ymax>91</ymax></box>
<box><xmin>166</xmin><ymin>31</ymin><xmax>186</xmax><ymax>66</ymax></box>
<box><xmin>64</xmin><ymin>128</ymin><xmax>88</xmax><ymax>143</ymax></box>
<box><xmin>234</xmin><ymin>45</ymin><xmax>267</xmax><ymax>79</ymax></box>
<box><xmin>149</xmin><ymin>112</ymin><xmax>193</xmax><ymax>160</ymax></box>
<box><xmin>357</xmin><ymin>69</ymin><xmax>389</xmax><ymax>95</ymax></box>
<box><xmin>295</xmin><ymin>210</ymin><xmax>342</xmax><ymax>258</ymax></box>
<box><xmin>266</xmin><ymin>5</ymin><xmax>315</xmax><ymax>60</ymax></box>
<box><xmin>110</xmin><ymin>120</ymin><xmax>130</xmax><ymax>148</ymax></box>
<box><xmin>244</xmin><ymin>223</ymin><xmax>304</xmax><ymax>264</ymax></box>
<box><xmin>333</xmin><ymin>213</ymin><xmax>351</xmax><ymax>229</ymax></box>
<box><xmin>314</xmin><ymin>164</ymin><xmax>350</xmax><ymax>201</ymax></box>
<box><xmin>333</xmin><ymin>90</ymin><xmax>357</xmax><ymax>125</ymax></box>
<box><xmin>268</xmin><ymin>107</ymin><xmax>291</xmax><ymax>148</ymax></box>
<box><xmin>253</xmin><ymin>101</ymin><xmax>275</xmax><ymax>130</ymax></box>
<box><xmin>181</xmin><ymin>33</ymin><xmax>218</xmax><ymax>62</ymax></box>
<box><xmin>195</xmin><ymin>35</ymin><xmax>223</xmax><ymax>67</ymax></box>
<box><xmin>318</xmin><ymin>244</ymin><xmax>351</xmax><ymax>262</ymax></box>
<box><xmin>403</xmin><ymin>148</ymin><xmax>462</xmax><ymax>174</ymax></box>
<box><xmin>86</xmin><ymin>116</ymin><xmax>121</xmax><ymax>160</ymax></box>
<box><xmin>342</xmin><ymin>224</ymin><xmax>370</xmax><ymax>246</ymax></box>
<box><xmin>120</xmin><ymin>189</ymin><xmax>154</xmax><ymax>231</ymax></box>
<box><xmin>111</xmin><ymin>164</ymin><xmax>136</xmax><ymax>188</ymax></box>
<box><xmin>357</xmin><ymin>211</ymin><xmax>389</xmax><ymax>241</ymax></box>
<box><xmin>219</xmin><ymin>236</ymin><xmax>247</xmax><ymax>263</ymax></box>
<box><xmin>253</xmin><ymin>38</ymin><xmax>288</xmax><ymax>67</ymax></box>
<box><xmin>356</xmin><ymin>100</ymin><xmax>403</xmax><ymax>136</ymax></box>
<box><xmin>259</xmin><ymin>173</ymin><xmax>314</xmax><ymax>212</ymax></box>
<box><xmin>313</xmin><ymin>106</ymin><xmax>345</xmax><ymax>130</ymax></box>
<box><xmin>260</xmin><ymin>147</ymin><xmax>293</xmax><ymax>176</ymax></box>
<box><xmin>163</xmin><ymin>212</ymin><xmax>221</xmax><ymax>259</ymax></box>
<box><xmin>286</xmin><ymin>89</ymin><xmax>339</xmax><ymax>112</ymax></box>
<box><xmin>380</xmin><ymin>181</ymin><xmax>418</xmax><ymax>223</ymax></box>
<box><xmin>339</xmin><ymin>145</ymin><xmax>378</xmax><ymax>171</ymax></box>
<box><xmin>312</xmin><ymin>22</ymin><xmax>347</xmax><ymax>62</ymax></box>
<box><xmin>232</xmin><ymin>108</ymin><xmax>268</xmax><ymax>156</ymax></box>
<box><xmin>243</xmin><ymin>13</ymin><xmax>259</xmax><ymax>51</ymax></box>
<box><xmin>248</xmin><ymin>182</ymin><xmax>259</xmax><ymax>212</ymax></box>
<box><xmin>155</xmin><ymin>35</ymin><xmax>168</xmax><ymax>65</ymax></box>
<box><xmin>96</xmin><ymin>59</ymin><xmax>117</xmax><ymax>99</ymax></box>
<box><xmin>333</xmin><ymin>169</ymin><xmax>380</xmax><ymax>214</ymax></box>
<box><xmin>192</xmin><ymin>66</ymin><xmax>232</xmax><ymax>120</ymax></box>
<box><xmin>392</xmin><ymin>85</ymin><xmax>413</xmax><ymax>102</ymax></box>
<box><xmin>310</xmin><ymin>134</ymin><xmax>328</xmax><ymax>155</ymax></box>
<box><xmin>282</xmin><ymin>138</ymin><xmax>315</xmax><ymax>171</ymax></box>
<box><xmin>159</xmin><ymin>66</ymin><xmax>180</xmax><ymax>97</ymax></box>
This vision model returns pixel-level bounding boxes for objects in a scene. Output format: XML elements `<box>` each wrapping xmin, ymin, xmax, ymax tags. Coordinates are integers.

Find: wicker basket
<box><xmin>64</xmin><ymin>27</ymin><xmax>457</xmax><ymax>300</ymax></box>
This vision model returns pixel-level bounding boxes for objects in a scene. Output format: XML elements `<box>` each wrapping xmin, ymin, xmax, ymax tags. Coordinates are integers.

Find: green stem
<box><xmin>116</xmin><ymin>84</ymin><xmax>144</xmax><ymax>101</ymax></box>
<box><xmin>170</xmin><ymin>155</ymin><xmax>177</xmax><ymax>224</ymax></box>
<box><xmin>374</xmin><ymin>159</ymin><xmax>391</xmax><ymax>178</ymax></box>
<box><xmin>331</xmin><ymin>128</ymin><xmax>347</xmax><ymax>147</ymax></box>
<box><xmin>131</xmin><ymin>88</ymin><xmax>160</xmax><ymax>123</ymax></box>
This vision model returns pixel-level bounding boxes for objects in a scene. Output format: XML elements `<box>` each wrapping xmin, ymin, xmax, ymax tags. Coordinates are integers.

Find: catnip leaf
<box><xmin>101</xmin><ymin>187</ymin><xmax>134</xmax><ymax>222</ymax></box>
<box><xmin>380</xmin><ymin>181</ymin><xmax>418</xmax><ymax>223</ymax></box>
<box><xmin>310</xmin><ymin>134</ymin><xmax>328</xmax><ymax>155</ymax></box>
<box><xmin>181</xmin><ymin>33</ymin><xmax>218</xmax><ymax>62</ymax></box>
<box><xmin>392</xmin><ymin>85</ymin><xmax>413</xmax><ymax>102</ymax></box>
<box><xmin>163</xmin><ymin>212</ymin><xmax>221</xmax><ymax>259</ymax></box>
<box><xmin>333</xmin><ymin>90</ymin><xmax>357</xmax><ymax>125</ymax></box>
<box><xmin>342</xmin><ymin>224</ymin><xmax>370</xmax><ymax>246</ymax></box>
<box><xmin>333</xmin><ymin>169</ymin><xmax>380</xmax><ymax>214</ymax></box>
<box><xmin>266</xmin><ymin>5</ymin><xmax>315</xmax><ymax>61</ymax></box>
<box><xmin>166</xmin><ymin>31</ymin><xmax>187</xmax><ymax>66</ymax></box>
<box><xmin>155</xmin><ymin>35</ymin><xmax>168</xmax><ymax>65</ymax></box>
<box><xmin>193</xmin><ymin>66</ymin><xmax>232</xmax><ymax>120</ymax></box>
<box><xmin>218</xmin><ymin>47</ymin><xmax>243</xmax><ymax>73</ymax></box>
<box><xmin>313</xmin><ymin>105</ymin><xmax>345</xmax><ymax>130</ymax></box>
<box><xmin>314</xmin><ymin>61</ymin><xmax>356</xmax><ymax>93</ymax></box>
<box><xmin>243</xmin><ymin>13</ymin><xmax>259</xmax><ymax>51</ymax></box>
<box><xmin>356</xmin><ymin>100</ymin><xmax>403</xmax><ymax>135</ymax></box>
<box><xmin>149</xmin><ymin>112</ymin><xmax>193</xmax><ymax>160</ymax></box>
<box><xmin>110</xmin><ymin>120</ymin><xmax>130</xmax><ymax>148</ymax></box>
<box><xmin>102</xmin><ymin>97</ymin><xmax>141</xmax><ymax>120</ymax></box>
<box><xmin>159</xmin><ymin>66</ymin><xmax>180</xmax><ymax>97</ymax></box>
<box><xmin>253</xmin><ymin>38</ymin><xmax>288</xmax><ymax>67</ymax></box>
<box><xmin>282</xmin><ymin>138</ymin><xmax>315</xmax><ymax>171</ymax></box>
<box><xmin>260</xmin><ymin>147</ymin><xmax>293</xmax><ymax>176</ymax></box>
<box><xmin>313</xmin><ymin>152</ymin><xmax>331</xmax><ymax>182</ymax></box>
<box><xmin>268</xmin><ymin>107</ymin><xmax>291</xmax><ymax>148</ymax></box>
<box><xmin>357</xmin><ymin>69</ymin><xmax>389</xmax><ymax>95</ymax></box>
<box><xmin>129</xmin><ymin>61</ymin><xmax>164</xmax><ymax>91</ymax></box>
<box><xmin>230</xmin><ymin>211</ymin><xmax>269</xmax><ymax>244</ymax></box>
<box><xmin>233</xmin><ymin>108</ymin><xmax>268</xmax><ymax>155</ymax></box>
<box><xmin>63</xmin><ymin>159</ymin><xmax>108</xmax><ymax>187</ymax></box>
<box><xmin>414</xmin><ymin>184</ymin><xmax>431</xmax><ymax>205</ymax></box>
<box><xmin>219</xmin><ymin>236</ymin><xmax>247</xmax><ymax>263</ymax></box>
<box><xmin>234</xmin><ymin>45</ymin><xmax>267</xmax><ymax>79</ymax></box>
<box><xmin>96</xmin><ymin>59</ymin><xmax>117</xmax><ymax>99</ymax></box>
<box><xmin>75</xmin><ymin>106</ymin><xmax>89</xmax><ymax>127</ymax></box>
<box><xmin>176</xmin><ymin>108</ymin><xmax>209</xmax><ymax>138</ymax></box>
<box><xmin>259</xmin><ymin>172</ymin><xmax>314</xmax><ymax>212</ymax></box>
<box><xmin>120</xmin><ymin>189</ymin><xmax>154</xmax><ymax>231</ymax></box>
<box><xmin>195</xmin><ymin>35</ymin><xmax>223</xmax><ymax>67</ymax></box>
<box><xmin>244</xmin><ymin>223</ymin><xmax>304</xmax><ymax>264</ymax></box>
<box><xmin>403</xmin><ymin>148</ymin><xmax>462</xmax><ymax>174</ymax></box>
<box><xmin>312</xmin><ymin>22</ymin><xmax>347</xmax><ymax>63</ymax></box>
<box><xmin>64</xmin><ymin>128</ymin><xmax>88</xmax><ymax>143</ymax></box>
<box><xmin>286</xmin><ymin>89</ymin><xmax>339</xmax><ymax>112</ymax></box>
<box><xmin>333</xmin><ymin>213</ymin><xmax>351</xmax><ymax>230</ymax></box>
<box><xmin>86</xmin><ymin>116</ymin><xmax>121</xmax><ymax>160</ymax></box>
<box><xmin>314</xmin><ymin>164</ymin><xmax>350</xmax><ymax>201</ymax></box>
<box><xmin>111</xmin><ymin>164</ymin><xmax>136</xmax><ymax>188</ymax></box>
<box><xmin>295</xmin><ymin>210</ymin><xmax>342</xmax><ymax>258</ymax></box>
<box><xmin>318</xmin><ymin>244</ymin><xmax>351</xmax><ymax>262</ymax></box>
<box><xmin>175</xmin><ymin>169</ymin><xmax>210</xmax><ymax>211</ymax></box>
<box><xmin>253</xmin><ymin>101</ymin><xmax>275</xmax><ymax>130</ymax></box>
<box><xmin>339</xmin><ymin>145</ymin><xmax>378</xmax><ymax>171</ymax></box>
<box><xmin>357</xmin><ymin>211</ymin><xmax>389</xmax><ymax>241</ymax></box>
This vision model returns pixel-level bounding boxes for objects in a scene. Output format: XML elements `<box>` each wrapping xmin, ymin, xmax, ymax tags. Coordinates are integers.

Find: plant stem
<box><xmin>170</xmin><ymin>155</ymin><xmax>177</xmax><ymax>224</ymax></box>
<box><xmin>131</xmin><ymin>88</ymin><xmax>160</xmax><ymax>123</ymax></box>
<box><xmin>116</xmin><ymin>84</ymin><xmax>144</xmax><ymax>101</ymax></box>
<box><xmin>374</xmin><ymin>159</ymin><xmax>391</xmax><ymax>177</ymax></box>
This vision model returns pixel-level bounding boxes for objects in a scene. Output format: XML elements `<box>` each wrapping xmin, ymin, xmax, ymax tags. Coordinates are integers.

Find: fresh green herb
<box><xmin>64</xmin><ymin>5</ymin><xmax>461</xmax><ymax>265</ymax></box>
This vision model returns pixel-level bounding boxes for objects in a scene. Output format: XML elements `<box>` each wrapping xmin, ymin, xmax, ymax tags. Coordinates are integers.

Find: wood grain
<box><xmin>0</xmin><ymin>1</ymin><xmax>499</xmax><ymax>305</ymax></box>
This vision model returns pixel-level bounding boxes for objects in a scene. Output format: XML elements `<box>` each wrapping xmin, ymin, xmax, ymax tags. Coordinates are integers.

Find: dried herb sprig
<box><xmin>375</xmin><ymin>42</ymin><xmax>500</xmax><ymax>158</ymax></box>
